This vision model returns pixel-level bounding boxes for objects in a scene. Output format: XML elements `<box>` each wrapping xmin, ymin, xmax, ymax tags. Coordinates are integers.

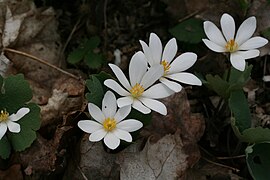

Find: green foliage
<box><xmin>169</xmin><ymin>18</ymin><xmax>205</xmax><ymax>44</ymax></box>
<box><xmin>246</xmin><ymin>142</ymin><xmax>270</xmax><ymax>180</ymax></box>
<box><xmin>67</xmin><ymin>36</ymin><xmax>104</xmax><ymax>69</ymax></box>
<box><xmin>261</xmin><ymin>27</ymin><xmax>270</xmax><ymax>40</ymax></box>
<box><xmin>0</xmin><ymin>74</ymin><xmax>40</xmax><ymax>159</ymax></box>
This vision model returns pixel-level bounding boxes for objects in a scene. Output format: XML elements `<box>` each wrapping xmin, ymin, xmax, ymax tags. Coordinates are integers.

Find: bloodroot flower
<box><xmin>139</xmin><ymin>33</ymin><xmax>202</xmax><ymax>92</ymax></box>
<box><xmin>104</xmin><ymin>51</ymin><xmax>174</xmax><ymax>115</ymax></box>
<box><xmin>0</xmin><ymin>107</ymin><xmax>30</xmax><ymax>140</ymax></box>
<box><xmin>203</xmin><ymin>13</ymin><xmax>268</xmax><ymax>71</ymax></box>
<box><xmin>78</xmin><ymin>91</ymin><xmax>143</xmax><ymax>150</ymax></box>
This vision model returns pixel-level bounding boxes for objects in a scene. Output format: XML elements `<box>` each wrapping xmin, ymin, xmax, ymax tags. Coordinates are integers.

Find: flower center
<box><xmin>103</xmin><ymin>118</ymin><xmax>117</xmax><ymax>132</ymax></box>
<box><xmin>0</xmin><ymin>109</ymin><xmax>9</xmax><ymax>122</ymax></box>
<box><xmin>130</xmin><ymin>83</ymin><xmax>144</xmax><ymax>98</ymax></box>
<box><xmin>225</xmin><ymin>39</ymin><xmax>238</xmax><ymax>52</ymax></box>
<box><xmin>161</xmin><ymin>60</ymin><xmax>170</xmax><ymax>75</ymax></box>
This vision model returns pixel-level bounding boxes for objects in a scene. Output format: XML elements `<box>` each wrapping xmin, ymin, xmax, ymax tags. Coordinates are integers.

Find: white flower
<box><xmin>202</xmin><ymin>13</ymin><xmax>268</xmax><ymax>71</ymax></box>
<box><xmin>0</xmin><ymin>107</ymin><xmax>30</xmax><ymax>140</ymax></box>
<box><xmin>78</xmin><ymin>91</ymin><xmax>143</xmax><ymax>150</ymax></box>
<box><xmin>139</xmin><ymin>33</ymin><xmax>202</xmax><ymax>92</ymax></box>
<box><xmin>104</xmin><ymin>51</ymin><xmax>174</xmax><ymax>115</ymax></box>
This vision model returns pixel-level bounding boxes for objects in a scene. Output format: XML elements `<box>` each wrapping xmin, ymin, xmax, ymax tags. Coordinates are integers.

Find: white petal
<box><xmin>221</xmin><ymin>13</ymin><xmax>235</xmax><ymax>41</ymax></box>
<box><xmin>89</xmin><ymin>129</ymin><xmax>107</xmax><ymax>142</ymax></box>
<box><xmin>139</xmin><ymin>40</ymin><xmax>155</xmax><ymax>66</ymax></box>
<box><xmin>104</xmin><ymin>133</ymin><xmax>120</xmax><ymax>150</ymax></box>
<box><xmin>129</xmin><ymin>51</ymin><xmax>148</xmax><ymax>87</ymax></box>
<box><xmin>169</xmin><ymin>52</ymin><xmax>197</xmax><ymax>74</ymax></box>
<box><xmin>6</xmin><ymin>121</ymin><xmax>20</xmax><ymax>133</ymax></box>
<box><xmin>117</xmin><ymin>119</ymin><xmax>143</xmax><ymax>132</ymax></box>
<box><xmin>160</xmin><ymin>77</ymin><xmax>182</xmax><ymax>92</ymax></box>
<box><xmin>143</xmin><ymin>83</ymin><xmax>174</xmax><ymax>99</ymax></box>
<box><xmin>108</xmin><ymin>63</ymin><xmax>131</xmax><ymax>90</ymax></box>
<box><xmin>230</xmin><ymin>53</ymin><xmax>246</xmax><ymax>71</ymax></box>
<box><xmin>203</xmin><ymin>21</ymin><xmax>227</xmax><ymax>46</ymax></box>
<box><xmin>235</xmin><ymin>16</ymin><xmax>256</xmax><ymax>46</ymax></box>
<box><xmin>88</xmin><ymin>103</ymin><xmax>105</xmax><ymax>123</ymax></box>
<box><xmin>202</xmin><ymin>39</ymin><xmax>226</xmax><ymax>52</ymax></box>
<box><xmin>140</xmin><ymin>64</ymin><xmax>163</xmax><ymax>89</ymax></box>
<box><xmin>140</xmin><ymin>97</ymin><xmax>167</xmax><ymax>115</ymax></box>
<box><xmin>162</xmin><ymin>38</ymin><xmax>177</xmax><ymax>63</ymax></box>
<box><xmin>9</xmin><ymin>107</ymin><xmax>30</xmax><ymax>122</ymax></box>
<box><xmin>235</xmin><ymin>49</ymin><xmax>259</xmax><ymax>59</ymax></box>
<box><xmin>117</xmin><ymin>96</ymin><xmax>133</xmax><ymax>108</ymax></box>
<box><xmin>102</xmin><ymin>91</ymin><xmax>117</xmax><ymax>118</ymax></box>
<box><xmin>0</xmin><ymin>123</ymin><xmax>7</xmax><ymax>140</ymax></box>
<box><xmin>167</xmin><ymin>73</ymin><xmax>202</xmax><ymax>86</ymax></box>
<box><xmin>132</xmin><ymin>99</ymin><xmax>151</xmax><ymax>114</ymax></box>
<box><xmin>113</xmin><ymin>129</ymin><xmax>132</xmax><ymax>142</ymax></box>
<box><xmin>104</xmin><ymin>79</ymin><xmax>130</xmax><ymax>96</ymax></box>
<box><xmin>238</xmin><ymin>37</ymin><xmax>268</xmax><ymax>50</ymax></box>
<box><xmin>114</xmin><ymin>105</ymin><xmax>131</xmax><ymax>123</ymax></box>
<box><xmin>149</xmin><ymin>33</ymin><xmax>162</xmax><ymax>64</ymax></box>
<box><xmin>78</xmin><ymin>120</ymin><xmax>103</xmax><ymax>133</ymax></box>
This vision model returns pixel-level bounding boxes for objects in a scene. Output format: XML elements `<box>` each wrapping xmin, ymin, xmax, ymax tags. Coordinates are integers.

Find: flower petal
<box><xmin>132</xmin><ymin>99</ymin><xmax>151</xmax><ymax>114</ymax></box>
<box><xmin>104</xmin><ymin>79</ymin><xmax>130</xmax><ymax>96</ymax></box>
<box><xmin>140</xmin><ymin>97</ymin><xmax>167</xmax><ymax>115</ymax></box>
<box><xmin>89</xmin><ymin>129</ymin><xmax>107</xmax><ymax>142</ymax></box>
<box><xmin>140</xmin><ymin>64</ymin><xmax>163</xmax><ymax>89</ymax></box>
<box><xmin>235</xmin><ymin>16</ymin><xmax>256</xmax><ymax>46</ymax></box>
<box><xmin>9</xmin><ymin>107</ymin><xmax>30</xmax><ymax>122</ymax></box>
<box><xmin>203</xmin><ymin>21</ymin><xmax>227</xmax><ymax>46</ymax></box>
<box><xmin>117</xmin><ymin>119</ymin><xmax>143</xmax><ymax>132</ymax></box>
<box><xmin>78</xmin><ymin>120</ymin><xmax>103</xmax><ymax>133</ymax></box>
<box><xmin>149</xmin><ymin>33</ymin><xmax>162</xmax><ymax>64</ymax></box>
<box><xmin>117</xmin><ymin>96</ymin><xmax>133</xmax><ymax>108</ymax></box>
<box><xmin>139</xmin><ymin>40</ymin><xmax>155</xmax><ymax>66</ymax></box>
<box><xmin>230</xmin><ymin>53</ymin><xmax>246</xmax><ymax>71</ymax></box>
<box><xmin>220</xmin><ymin>13</ymin><xmax>235</xmax><ymax>41</ymax></box>
<box><xmin>6</xmin><ymin>121</ymin><xmax>20</xmax><ymax>133</ymax></box>
<box><xmin>0</xmin><ymin>123</ymin><xmax>7</xmax><ymax>140</ymax></box>
<box><xmin>234</xmin><ymin>49</ymin><xmax>260</xmax><ymax>59</ymax></box>
<box><xmin>238</xmin><ymin>37</ymin><xmax>268</xmax><ymax>50</ymax></box>
<box><xmin>129</xmin><ymin>51</ymin><xmax>148</xmax><ymax>87</ymax></box>
<box><xmin>113</xmin><ymin>129</ymin><xmax>132</xmax><ymax>142</ymax></box>
<box><xmin>169</xmin><ymin>52</ymin><xmax>197</xmax><ymax>74</ymax></box>
<box><xmin>88</xmin><ymin>103</ymin><xmax>105</xmax><ymax>123</ymax></box>
<box><xmin>104</xmin><ymin>133</ymin><xmax>120</xmax><ymax>150</ymax></box>
<box><xmin>143</xmin><ymin>83</ymin><xmax>174</xmax><ymax>99</ymax></box>
<box><xmin>102</xmin><ymin>91</ymin><xmax>117</xmax><ymax>118</ymax></box>
<box><xmin>162</xmin><ymin>38</ymin><xmax>177</xmax><ymax>63</ymax></box>
<box><xmin>108</xmin><ymin>63</ymin><xmax>131</xmax><ymax>90</ymax></box>
<box><xmin>160</xmin><ymin>77</ymin><xmax>182</xmax><ymax>92</ymax></box>
<box><xmin>167</xmin><ymin>73</ymin><xmax>202</xmax><ymax>86</ymax></box>
<box><xmin>202</xmin><ymin>39</ymin><xmax>226</xmax><ymax>52</ymax></box>
<box><xmin>114</xmin><ymin>105</ymin><xmax>131</xmax><ymax>123</ymax></box>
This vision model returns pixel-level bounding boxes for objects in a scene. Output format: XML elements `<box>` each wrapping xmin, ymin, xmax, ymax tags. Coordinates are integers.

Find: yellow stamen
<box><xmin>0</xmin><ymin>109</ymin><xmax>9</xmax><ymax>122</ymax></box>
<box><xmin>103</xmin><ymin>118</ymin><xmax>117</xmax><ymax>131</ymax></box>
<box><xmin>225</xmin><ymin>39</ymin><xmax>238</xmax><ymax>52</ymax></box>
<box><xmin>161</xmin><ymin>60</ymin><xmax>171</xmax><ymax>75</ymax></box>
<box><xmin>130</xmin><ymin>83</ymin><xmax>144</xmax><ymax>98</ymax></box>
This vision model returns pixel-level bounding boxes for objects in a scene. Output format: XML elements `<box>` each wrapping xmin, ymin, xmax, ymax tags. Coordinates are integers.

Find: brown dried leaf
<box><xmin>0</xmin><ymin>164</ymin><xmax>23</xmax><ymax>180</ymax></box>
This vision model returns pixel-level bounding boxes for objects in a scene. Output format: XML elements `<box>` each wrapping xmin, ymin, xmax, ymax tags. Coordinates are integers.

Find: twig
<box><xmin>201</xmin><ymin>157</ymin><xmax>240</xmax><ymax>172</ymax></box>
<box><xmin>178</xmin><ymin>9</ymin><xmax>202</xmax><ymax>23</ymax></box>
<box><xmin>217</xmin><ymin>154</ymin><xmax>246</xmax><ymax>160</ymax></box>
<box><xmin>3</xmin><ymin>47</ymin><xmax>80</xmax><ymax>80</ymax></box>
<box><xmin>103</xmin><ymin>0</ymin><xmax>108</xmax><ymax>52</ymax></box>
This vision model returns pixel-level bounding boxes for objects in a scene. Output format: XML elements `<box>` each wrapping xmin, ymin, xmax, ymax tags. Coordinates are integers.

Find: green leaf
<box><xmin>8</xmin><ymin>103</ymin><xmax>41</xmax><ymax>151</ymax></box>
<box><xmin>0</xmin><ymin>74</ymin><xmax>32</xmax><ymax>113</ymax></box>
<box><xmin>205</xmin><ymin>74</ymin><xmax>230</xmax><ymax>99</ymax></box>
<box><xmin>84</xmin><ymin>52</ymin><xmax>103</xmax><ymax>69</ymax></box>
<box><xmin>85</xmin><ymin>76</ymin><xmax>105</xmax><ymax>107</ymax></box>
<box><xmin>83</xmin><ymin>36</ymin><xmax>100</xmax><ymax>50</ymax></box>
<box><xmin>229</xmin><ymin>90</ymin><xmax>251</xmax><ymax>132</ymax></box>
<box><xmin>262</xmin><ymin>27</ymin><xmax>270</xmax><ymax>40</ymax></box>
<box><xmin>246</xmin><ymin>142</ymin><xmax>270</xmax><ymax>180</ymax></box>
<box><xmin>228</xmin><ymin>65</ymin><xmax>252</xmax><ymax>91</ymax></box>
<box><xmin>169</xmin><ymin>18</ymin><xmax>205</xmax><ymax>44</ymax></box>
<box><xmin>0</xmin><ymin>136</ymin><xmax>11</xmax><ymax>159</ymax></box>
<box><xmin>67</xmin><ymin>48</ymin><xmax>85</xmax><ymax>64</ymax></box>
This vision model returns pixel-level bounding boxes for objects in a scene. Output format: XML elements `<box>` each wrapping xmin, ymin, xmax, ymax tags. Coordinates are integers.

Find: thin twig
<box><xmin>178</xmin><ymin>9</ymin><xmax>202</xmax><ymax>23</ymax></box>
<box><xmin>217</xmin><ymin>154</ymin><xmax>246</xmax><ymax>160</ymax></box>
<box><xmin>4</xmin><ymin>47</ymin><xmax>80</xmax><ymax>80</ymax></box>
<box><xmin>103</xmin><ymin>0</ymin><xmax>108</xmax><ymax>52</ymax></box>
<box><xmin>201</xmin><ymin>157</ymin><xmax>240</xmax><ymax>172</ymax></box>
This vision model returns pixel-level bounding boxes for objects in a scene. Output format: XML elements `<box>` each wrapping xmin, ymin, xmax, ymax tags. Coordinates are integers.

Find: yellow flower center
<box><xmin>225</xmin><ymin>39</ymin><xmax>238</xmax><ymax>52</ymax></box>
<box><xmin>161</xmin><ymin>60</ymin><xmax>171</xmax><ymax>75</ymax></box>
<box><xmin>103</xmin><ymin>118</ymin><xmax>117</xmax><ymax>131</ymax></box>
<box><xmin>0</xmin><ymin>110</ymin><xmax>9</xmax><ymax>122</ymax></box>
<box><xmin>130</xmin><ymin>83</ymin><xmax>144</xmax><ymax>98</ymax></box>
